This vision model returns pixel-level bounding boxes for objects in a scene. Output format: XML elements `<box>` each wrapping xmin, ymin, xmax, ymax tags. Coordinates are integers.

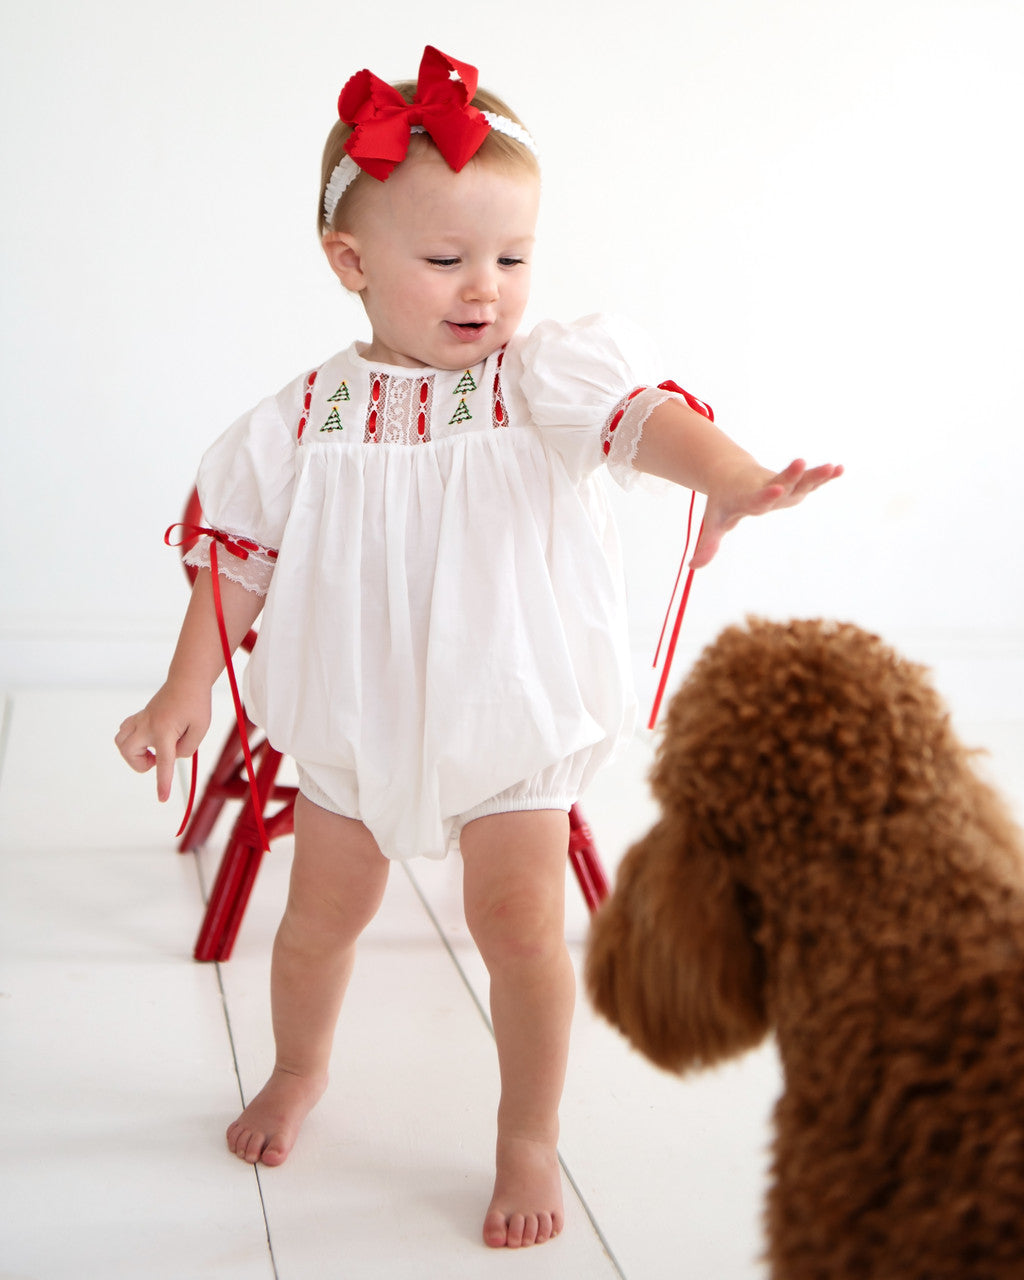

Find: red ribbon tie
<box><xmin>165</xmin><ymin>524</ymin><xmax>272</xmax><ymax>853</ymax></box>
<box><xmin>647</xmin><ymin>382</ymin><xmax>715</xmax><ymax>729</ymax></box>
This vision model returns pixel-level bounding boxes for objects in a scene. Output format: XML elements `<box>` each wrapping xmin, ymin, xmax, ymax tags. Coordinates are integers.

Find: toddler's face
<box><xmin>324</xmin><ymin>149</ymin><xmax>539</xmax><ymax>370</ymax></box>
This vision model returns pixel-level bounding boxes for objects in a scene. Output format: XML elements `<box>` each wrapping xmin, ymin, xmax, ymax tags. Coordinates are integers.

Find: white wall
<box><xmin>2</xmin><ymin>0</ymin><xmax>1022</xmax><ymax>717</ymax></box>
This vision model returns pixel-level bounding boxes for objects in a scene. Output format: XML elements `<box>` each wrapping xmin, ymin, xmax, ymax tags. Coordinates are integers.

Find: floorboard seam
<box><xmin>192</xmin><ymin>834</ymin><xmax>281</xmax><ymax>1280</ymax></box>
<box><xmin>0</xmin><ymin>694</ymin><xmax>14</xmax><ymax>794</ymax></box>
<box><xmin>401</xmin><ymin>862</ymin><xmax>629</xmax><ymax>1278</ymax></box>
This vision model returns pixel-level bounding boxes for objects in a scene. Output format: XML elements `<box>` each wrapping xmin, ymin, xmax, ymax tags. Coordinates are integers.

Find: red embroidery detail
<box><xmin>296</xmin><ymin>369</ymin><xmax>318</xmax><ymax>441</ymax></box>
<box><xmin>365</xmin><ymin>373</ymin><xmax>388</xmax><ymax>440</ymax></box>
<box><xmin>415</xmin><ymin>377</ymin><xmax>434</xmax><ymax>442</ymax></box>
<box><xmin>492</xmin><ymin>349</ymin><xmax>508</xmax><ymax>429</ymax></box>
<box><xmin>599</xmin><ymin>386</ymin><xmax>645</xmax><ymax>456</ymax></box>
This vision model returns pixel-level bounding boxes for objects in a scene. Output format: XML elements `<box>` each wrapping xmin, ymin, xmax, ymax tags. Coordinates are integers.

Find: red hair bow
<box><xmin>338</xmin><ymin>45</ymin><xmax>491</xmax><ymax>181</ymax></box>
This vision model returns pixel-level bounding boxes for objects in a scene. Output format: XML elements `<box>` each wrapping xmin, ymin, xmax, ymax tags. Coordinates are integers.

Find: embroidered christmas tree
<box><xmin>321</xmin><ymin>407</ymin><xmax>344</xmax><ymax>432</ymax></box>
<box><xmin>449</xmin><ymin>399</ymin><xmax>473</xmax><ymax>426</ymax></box>
<box><xmin>327</xmin><ymin>382</ymin><xmax>350</xmax><ymax>402</ymax></box>
<box><xmin>453</xmin><ymin>370</ymin><xmax>477</xmax><ymax>395</ymax></box>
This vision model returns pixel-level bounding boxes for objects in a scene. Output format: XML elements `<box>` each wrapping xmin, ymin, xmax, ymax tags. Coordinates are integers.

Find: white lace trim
<box><xmin>604</xmin><ymin>387</ymin><xmax>684</xmax><ymax>492</ymax></box>
<box><xmin>183</xmin><ymin>536</ymin><xmax>276</xmax><ymax>596</ymax></box>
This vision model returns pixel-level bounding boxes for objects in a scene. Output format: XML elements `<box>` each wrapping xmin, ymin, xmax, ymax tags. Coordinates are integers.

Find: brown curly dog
<box><xmin>586</xmin><ymin>617</ymin><xmax>1024</xmax><ymax>1278</ymax></box>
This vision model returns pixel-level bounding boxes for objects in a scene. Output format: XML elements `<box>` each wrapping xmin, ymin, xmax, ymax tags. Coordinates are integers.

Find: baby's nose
<box><xmin>462</xmin><ymin>266</ymin><xmax>499</xmax><ymax>303</ymax></box>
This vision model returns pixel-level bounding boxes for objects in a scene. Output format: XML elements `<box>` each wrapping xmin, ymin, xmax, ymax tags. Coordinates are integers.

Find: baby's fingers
<box><xmin>115</xmin><ymin>716</ymin><xmax>180</xmax><ymax>802</ymax></box>
<box><xmin>801</xmin><ymin>461</ymin><xmax>844</xmax><ymax>491</ymax></box>
<box><xmin>115</xmin><ymin>716</ymin><xmax>156</xmax><ymax>773</ymax></box>
<box><xmin>153</xmin><ymin>735</ymin><xmax>186</xmax><ymax>804</ymax></box>
<box><xmin>688</xmin><ymin>528</ymin><xmax>724</xmax><ymax>570</ymax></box>
<box><xmin>771</xmin><ymin>458</ymin><xmax>809</xmax><ymax>491</ymax></box>
<box><xmin>771</xmin><ymin>460</ymin><xmax>844</xmax><ymax>504</ymax></box>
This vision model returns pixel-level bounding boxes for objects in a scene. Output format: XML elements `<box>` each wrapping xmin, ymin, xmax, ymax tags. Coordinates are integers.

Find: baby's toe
<box><xmin>506</xmin><ymin>1212</ymin><xmax>527</xmax><ymax>1248</ymax></box>
<box><xmin>534</xmin><ymin>1211</ymin><xmax>554</xmax><ymax>1243</ymax></box>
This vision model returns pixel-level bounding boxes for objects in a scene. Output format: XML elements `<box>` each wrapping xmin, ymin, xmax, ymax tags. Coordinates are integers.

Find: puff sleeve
<box><xmin>506</xmin><ymin>314</ymin><xmax>696</xmax><ymax>489</ymax></box>
<box><xmin>182</xmin><ymin>377</ymin><xmax>301</xmax><ymax>595</ymax></box>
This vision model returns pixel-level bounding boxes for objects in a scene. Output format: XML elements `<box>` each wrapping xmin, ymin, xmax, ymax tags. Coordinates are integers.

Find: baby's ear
<box><xmin>322</xmin><ymin>232</ymin><xmax>366</xmax><ymax>291</ymax></box>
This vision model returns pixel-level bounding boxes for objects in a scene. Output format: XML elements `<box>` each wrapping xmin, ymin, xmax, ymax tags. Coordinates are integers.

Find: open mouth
<box><xmin>447</xmin><ymin>321</ymin><xmax>489</xmax><ymax>339</ymax></box>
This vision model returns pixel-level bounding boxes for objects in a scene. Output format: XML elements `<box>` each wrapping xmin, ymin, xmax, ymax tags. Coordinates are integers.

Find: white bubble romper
<box><xmin>185</xmin><ymin>316</ymin><xmax>693</xmax><ymax>860</ymax></box>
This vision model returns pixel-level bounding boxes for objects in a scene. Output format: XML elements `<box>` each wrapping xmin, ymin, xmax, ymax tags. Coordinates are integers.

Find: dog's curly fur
<box><xmin>586</xmin><ymin>618</ymin><xmax>1024</xmax><ymax>1278</ymax></box>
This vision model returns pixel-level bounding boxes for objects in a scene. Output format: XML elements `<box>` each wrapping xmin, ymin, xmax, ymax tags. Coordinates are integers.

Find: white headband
<box><xmin>323</xmin><ymin>113</ymin><xmax>539</xmax><ymax>226</ymax></box>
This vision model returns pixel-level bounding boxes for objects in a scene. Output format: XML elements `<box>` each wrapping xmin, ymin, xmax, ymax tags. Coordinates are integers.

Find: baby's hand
<box><xmin>115</xmin><ymin>682</ymin><xmax>212</xmax><ymax>803</ymax></box>
<box><xmin>691</xmin><ymin>459</ymin><xmax>843</xmax><ymax>569</ymax></box>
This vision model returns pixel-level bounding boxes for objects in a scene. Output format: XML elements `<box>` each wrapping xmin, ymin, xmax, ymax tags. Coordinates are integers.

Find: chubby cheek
<box><xmin>400</xmin><ymin>274</ymin><xmax>453</xmax><ymax>324</ymax></box>
<box><xmin>495</xmin><ymin>275</ymin><xmax>531</xmax><ymax>338</ymax></box>
<box><xmin>507</xmin><ymin>270</ymin><xmax>531</xmax><ymax>313</ymax></box>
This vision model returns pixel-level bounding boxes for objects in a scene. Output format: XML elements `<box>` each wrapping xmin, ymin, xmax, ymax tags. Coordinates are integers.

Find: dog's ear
<box><xmin>586</xmin><ymin>818</ymin><xmax>768</xmax><ymax>1073</ymax></box>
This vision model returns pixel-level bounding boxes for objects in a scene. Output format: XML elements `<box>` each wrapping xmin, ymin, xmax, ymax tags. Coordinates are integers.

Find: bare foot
<box><xmin>482</xmin><ymin>1135</ymin><xmax>565</xmax><ymax>1248</ymax></box>
<box><xmin>225</xmin><ymin>1067</ymin><xmax>328</xmax><ymax>1166</ymax></box>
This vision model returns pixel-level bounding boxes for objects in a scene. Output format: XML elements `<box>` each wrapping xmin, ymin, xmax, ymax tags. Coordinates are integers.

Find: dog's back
<box><xmin>767</xmin><ymin>870</ymin><xmax>1024</xmax><ymax>1278</ymax></box>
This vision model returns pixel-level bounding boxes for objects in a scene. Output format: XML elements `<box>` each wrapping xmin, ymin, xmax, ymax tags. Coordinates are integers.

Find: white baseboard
<box><xmin>0</xmin><ymin>635</ymin><xmax>173</xmax><ymax>690</ymax></box>
<box><xmin>3</xmin><ymin>630</ymin><xmax>1022</xmax><ymax>727</ymax></box>
<box><xmin>633</xmin><ymin>629</ymin><xmax>1024</xmax><ymax>728</ymax></box>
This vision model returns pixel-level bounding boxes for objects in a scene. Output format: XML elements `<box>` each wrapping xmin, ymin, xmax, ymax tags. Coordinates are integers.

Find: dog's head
<box><xmin>587</xmin><ymin>617</ymin><xmax>957</xmax><ymax>1072</ymax></box>
<box><xmin>586</xmin><ymin>813</ymin><xmax>769</xmax><ymax>1073</ymax></box>
<box><xmin>649</xmin><ymin>617</ymin><xmax>958</xmax><ymax>884</ymax></box>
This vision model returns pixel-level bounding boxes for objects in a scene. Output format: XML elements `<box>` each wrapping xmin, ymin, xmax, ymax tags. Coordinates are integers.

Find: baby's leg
<box><xmin>461</xmin><ymin>810</ymin><xmax>574</xmax><ymax>1248</ymax></box>
<box><xmin>227</xmin><ymin>795</ymin><xmax>389</xmax><ymax>1165</ymax></box>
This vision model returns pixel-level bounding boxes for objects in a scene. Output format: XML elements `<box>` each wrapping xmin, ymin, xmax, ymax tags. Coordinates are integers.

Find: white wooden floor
<box><xmin>2</xmin><ymin>670</ymin><xmax>1022</xmax><ymax>1280</ymax></box>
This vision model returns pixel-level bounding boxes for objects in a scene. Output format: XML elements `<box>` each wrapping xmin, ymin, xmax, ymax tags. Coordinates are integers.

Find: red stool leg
<box><xmin>194</xmin><ymin>828</ymin><xmax>262</xmax><ymax>961</ymax></box>
<box><xmin>567</xmin><ymin>803</ymin><xmax>609</xmax><ymax>912</ymax></box>
<box><xmin>193</xmin><ymin>742</ymin><xmax>285</xmax><ymax>961</ymax></box>
<box><xmin>177</xmin><ymin>716</ymin><xmax>255</xmax><ymax>854</ymax></box>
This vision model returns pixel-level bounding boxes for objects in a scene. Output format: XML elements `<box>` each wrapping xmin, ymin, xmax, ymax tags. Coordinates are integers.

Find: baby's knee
<box><xmin>466</xmin><ymin>887</ymin><xmax>566</xmax><ymax>969</ymax></box>
<box><xmin>280</xmin><ymin>853</ymin><xmax>387</xmax><ymax>952</ymax></box>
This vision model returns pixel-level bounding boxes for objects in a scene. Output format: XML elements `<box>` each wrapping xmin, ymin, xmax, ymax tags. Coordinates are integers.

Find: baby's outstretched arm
<box><xmin>633</xmin><ymin>398</ymin><xmax>842</xmax><ymax>568</ymax></box>
<box><xmin>115</xmin><ymin>570</ymin><xmax>264</xmax><ymax>802</ymax></box>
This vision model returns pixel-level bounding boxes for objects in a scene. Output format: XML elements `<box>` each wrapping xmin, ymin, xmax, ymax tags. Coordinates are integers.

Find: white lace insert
<box><xmin>364</xmin><ymin>371</ymin><xmax>435</xmax><ymax>444</ymax></box>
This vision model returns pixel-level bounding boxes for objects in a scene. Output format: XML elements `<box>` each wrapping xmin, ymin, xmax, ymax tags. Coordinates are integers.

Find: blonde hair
<box><xmin>318</xmin><ymin>82</ymin><xmax>539</xmax><ymax>235</ymax></box>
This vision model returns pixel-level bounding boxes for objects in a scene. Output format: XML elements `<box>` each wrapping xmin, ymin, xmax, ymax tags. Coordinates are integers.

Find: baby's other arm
<box><xmin>115</xmin><ymin>570</ymin><xmax>264</xmax><ymax>802</ymax></box>
<box><xmin>632</xmin><ymin>397</ymin><xmax>843</xmax><ymax>569</ymax></box>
